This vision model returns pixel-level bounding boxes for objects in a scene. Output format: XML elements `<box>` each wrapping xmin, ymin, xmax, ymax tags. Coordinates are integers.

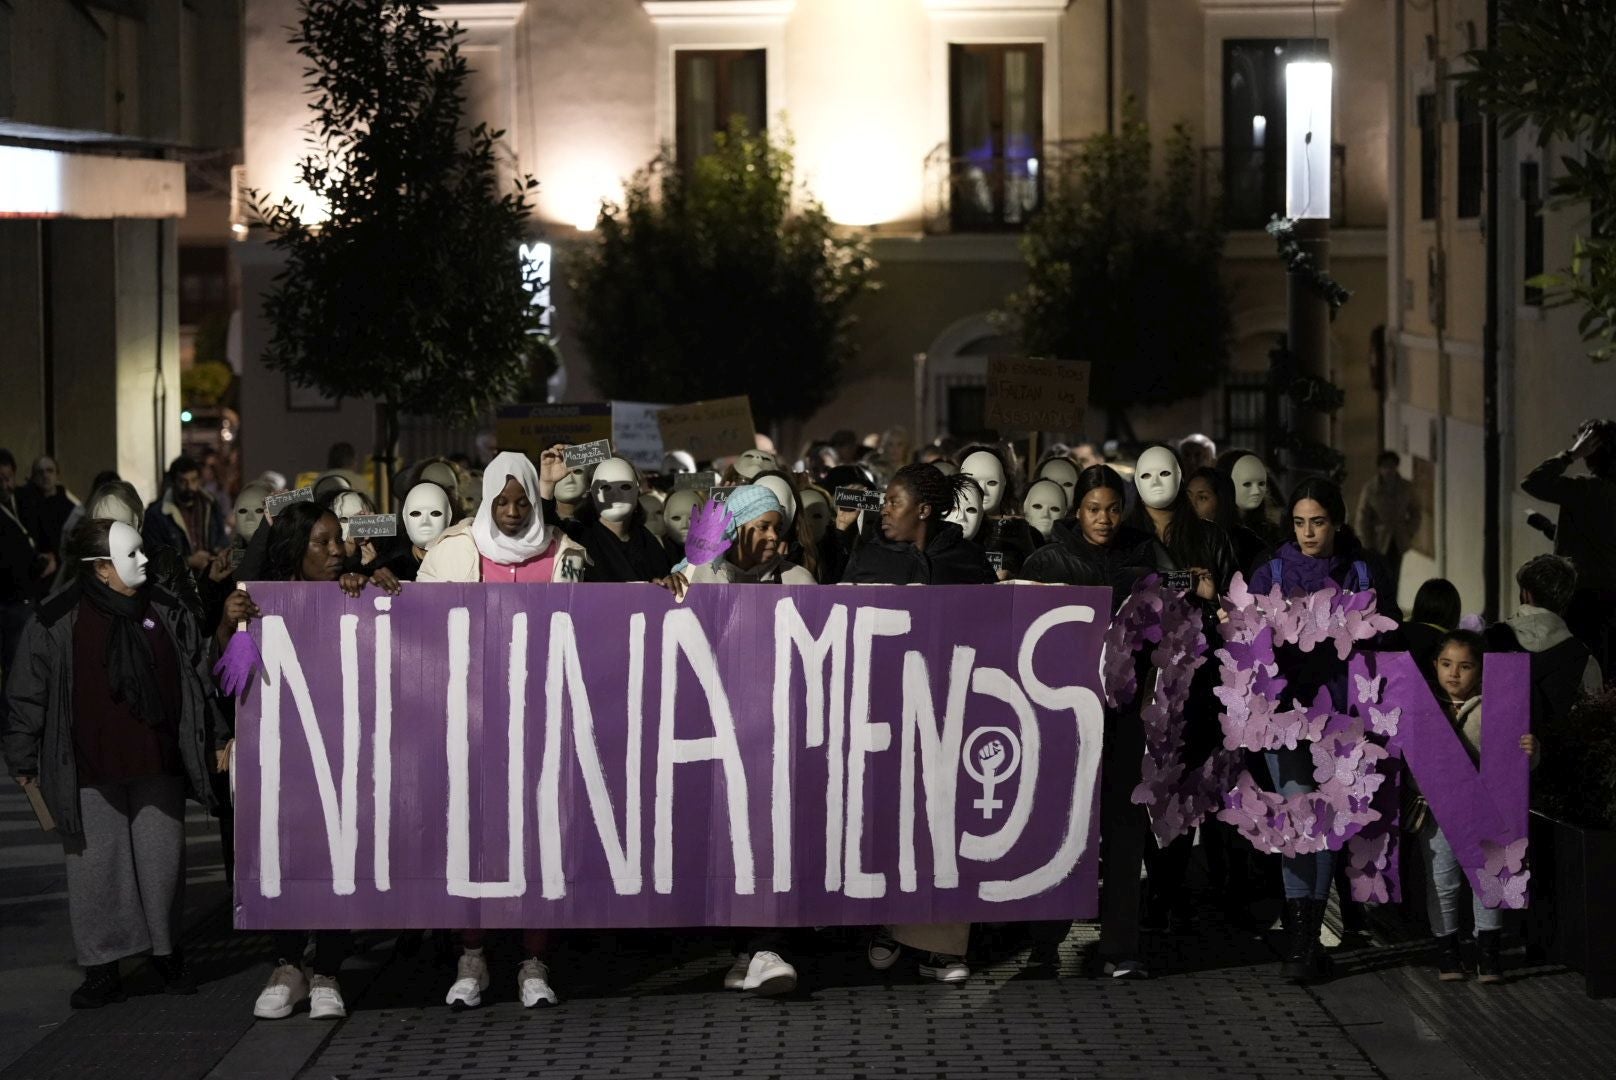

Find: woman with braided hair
<box><xmin>839</xmin><ymin>463</ymin><xmax>996</xmax><ymax>585</ymax></box>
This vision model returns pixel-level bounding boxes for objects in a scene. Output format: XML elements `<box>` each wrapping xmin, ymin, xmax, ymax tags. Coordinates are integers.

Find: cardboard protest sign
<box><xmin>655</xmin><ymin>396</ymin><xmax>756</xmax><ymax>465</ymax></box>
<box><xmin>496</xmin><ymin>404</ymin><xmax>613</xmax><ymax>457</ymax></box>
<box><xmin>611</xmin><ymin>401</ymin><xmax>670</xmax><ymax>471</ymax></box>
<box><xmin>985</xmin><ymin>357</ymin><xmax>1090</xmax><ymax>433</ymax></box>
<box><xmin>708</xmin><ymin>486</ymin><xmax>741</xmax><ymax>504</ymax></box>
<box><xmin>562</xmin><ymin>440</ymin><xmax>612</xmax><ymax>469</ymax></box>
<box><xmin>232</xmin><ymin>583</ymin><xmax>1107</xmax><ymax>929</ymax></box>
<box><xmin>674</xmin><ymin>471</ymin><xmax>722</xmax><ymax>491</ymax></box>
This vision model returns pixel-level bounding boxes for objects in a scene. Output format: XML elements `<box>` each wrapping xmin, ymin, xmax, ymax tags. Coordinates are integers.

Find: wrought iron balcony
<box><xmin>923</xmin><ymin>141</ymin><xmax>1086</xmax><ymax>235</ymax></box>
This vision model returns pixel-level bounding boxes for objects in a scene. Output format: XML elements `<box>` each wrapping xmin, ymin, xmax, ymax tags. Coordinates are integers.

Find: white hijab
<box><xmin>472</xmin><ymin>451</ymin><xmax>552</xmax><ymax>565</ymax></box>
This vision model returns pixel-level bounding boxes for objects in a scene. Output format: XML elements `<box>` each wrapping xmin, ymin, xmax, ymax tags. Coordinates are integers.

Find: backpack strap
<box><xmin>1350</xmin><ymin>560</ymin><xmax>1372</xmax><ymax>593</ymax></box>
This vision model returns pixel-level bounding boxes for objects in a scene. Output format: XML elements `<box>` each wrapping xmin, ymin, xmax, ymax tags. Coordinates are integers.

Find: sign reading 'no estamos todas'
<box><xmin>985</xmin><ymin>357</ymin><xmax>1091</xmax><ymax>433</ymax></box>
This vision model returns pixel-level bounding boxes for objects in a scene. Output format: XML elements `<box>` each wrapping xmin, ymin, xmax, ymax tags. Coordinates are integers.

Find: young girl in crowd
<box><xmin>4</xmin><ymin>519</ymin><xmax>231</xmax><ymax>1009</ymax></box>
<box><xmin>1414</xmin><ymin>631</ymin><xmax>1539</xmax><ymax>984</ymax></box>
<box><xmin>417</xmin><ymin>451</ymin><xmax>590</xmax><ymax>1010</ymax></box>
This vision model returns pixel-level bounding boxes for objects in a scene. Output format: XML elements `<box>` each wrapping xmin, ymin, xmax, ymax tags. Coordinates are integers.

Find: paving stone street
<box><xmin>2</xmin><ymin>787</ymin><xmax>1612</xmax><ymax>1080</ymax></box>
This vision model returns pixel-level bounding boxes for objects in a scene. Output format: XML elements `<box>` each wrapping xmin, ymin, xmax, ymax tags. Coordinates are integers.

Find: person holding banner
<box><xmin>1412</xmin><ymin>631</ymin><xmax>1540</xmax><ymax>983</ymax></box>
<box><xmin>4</xmin><ymin>519</ymin><xmax>229</xmax><ymax>1008</ymax></box>
<box><xmin>1248</xmin><ymin>477</ymin><xmax>1397</xmax><ymax>982</ymax></box>
<box><xmin>839</xmin><ymin>464</ymin><xmax>995</xmax><ymax>587</ymax></box>
<box><xmin>415</xmin><ymin>451</ymin><xmax>581</xmax><ymax>1009</ymax></box>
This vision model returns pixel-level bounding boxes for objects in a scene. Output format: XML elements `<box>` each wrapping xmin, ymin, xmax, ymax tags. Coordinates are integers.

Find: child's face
<box><xmin>1435</xmin><ymin>643</ymin><xmax>1481</xmax><ymax>701</ymax></box>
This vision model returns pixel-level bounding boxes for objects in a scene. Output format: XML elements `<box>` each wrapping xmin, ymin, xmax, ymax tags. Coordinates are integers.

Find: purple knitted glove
<box><xmin>683</xmin><ymin>498</ymin><xmax>735</xmax><ymax>567</ymax></box>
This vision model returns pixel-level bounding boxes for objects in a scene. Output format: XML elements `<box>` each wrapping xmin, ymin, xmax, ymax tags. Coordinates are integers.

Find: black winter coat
<box><xmin>839</xmin><ymin>521</ymin><xmax>996</xmax><ymax>585</ymax></box>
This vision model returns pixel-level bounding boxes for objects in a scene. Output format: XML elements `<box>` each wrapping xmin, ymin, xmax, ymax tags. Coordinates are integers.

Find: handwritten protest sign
<box><xmin>655</xmin><ymin>396</ymin><xmax>756</xmax><ymax>466</ymax></box>
<box><xmin>611</xmin><ymin>401</ymin><xmax>670</xmax><ymax>471</ymax></box>
<box><xmin>232</xmin><ymin>583</ymin><xmax>1107</xmax><ymax>928</ymax></box>
<box><xmin>496</xmin><ymin>404</ymin><xmax>613</xmax><ymax>457</ymax></box>
<box><xmin>985</xmin><ymin>357</ymin><xmax>1090</xmax><ymax>433</ymax></box>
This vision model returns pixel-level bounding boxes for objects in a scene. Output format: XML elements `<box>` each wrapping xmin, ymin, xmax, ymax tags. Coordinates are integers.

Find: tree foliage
<box><xmin>1003</xmin><ymin>112</ymin><xmax>1231</xmax><ymax>415</ymax></box>
<box><xmin>569</xmin><ymin>121</ymin><xmax>875</xmax><ymax>428</ymax></box>
<box><xmin>254</xmin><ymin>0</ymin><xmax>548</xmax><ymax>450</ymax></box>
<box><xmin>1457</xmin><ymin>0</ymin><xmax>1616</xmax><ymax>361</ymax></box>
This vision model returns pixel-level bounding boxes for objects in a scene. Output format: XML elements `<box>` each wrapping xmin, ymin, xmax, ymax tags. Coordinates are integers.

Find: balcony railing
<box><xmin>924</xmin><ymin>141</ymin><xmax>1101</xmax><ymax>235</ymax></box>
<box><xmin>1202</xmin><ymin>144</ymin><xmax>1347</xmax><ymax>230</ymax></box>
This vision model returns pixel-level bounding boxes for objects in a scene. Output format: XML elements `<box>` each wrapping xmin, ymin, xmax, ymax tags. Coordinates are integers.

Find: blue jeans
<box><xmin>1264</xmin><ymin>748</ymin><xmax>1335</xmax><ymax>900</ymax></box>
<box><xmin>1417</xmin><ymin>820</ymin><xmax>1501</xmax><ymax>936</ymax></box>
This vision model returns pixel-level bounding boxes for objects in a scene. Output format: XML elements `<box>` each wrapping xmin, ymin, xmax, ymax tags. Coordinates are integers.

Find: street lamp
<box><xmin>1281</xmin><ymin>56</ymin><xmax>1335</xmax><ymax>480</ymax></box>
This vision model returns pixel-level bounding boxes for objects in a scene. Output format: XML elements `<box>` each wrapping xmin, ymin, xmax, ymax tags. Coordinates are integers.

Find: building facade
<box><xmin>240</xmin><ymin>0</ymin><xmax>1389</xmax><ymax>490</ymax></box>
<box><xmin>0</xmin><ymin>0</ymin><xmax>241</xmax><ymax>504</ymax></box>
<box><xmin>1383</xmin><ymin>0</ymin><xmax>1616</xmax><ymax>616</ymax></box>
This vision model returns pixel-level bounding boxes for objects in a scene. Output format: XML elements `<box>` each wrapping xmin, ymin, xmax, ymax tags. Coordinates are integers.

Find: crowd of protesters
<box><xmin>1</xmin><ymin>415</ymin><xmax>1610</xmax><ymax>1016</ymax></box>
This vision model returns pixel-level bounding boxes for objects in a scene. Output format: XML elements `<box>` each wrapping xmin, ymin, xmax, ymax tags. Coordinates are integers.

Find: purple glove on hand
<box><xmin>683</xmin><ymin>498</ymin><xmax>736</xmax><ymax>567</ymax></box>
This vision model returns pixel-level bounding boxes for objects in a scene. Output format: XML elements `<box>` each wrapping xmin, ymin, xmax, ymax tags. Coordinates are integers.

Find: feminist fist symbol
<box><xmin>963</xmin><ymin>727</ymin><xmax>1022</xmax><ymax>821</ymax></box>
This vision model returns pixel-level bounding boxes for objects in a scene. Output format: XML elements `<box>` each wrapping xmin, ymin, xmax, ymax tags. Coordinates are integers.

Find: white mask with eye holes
<box><xmin>554</xmin><ymin>461</ymin><xmax>591</xmax><ymax>503</ymax></box>
<box><xmin>799</xmin><ymin>488</ymin><xmax>832</xmax><ymax>537</ymax></box>
<box><xmin>1037</xmin><ymin>459</ymin><xmax>1080</xmax><ymax>514</ymax></box>
<box><xmin>960</xmin><ymin>451</ymin><xmax>1007</xmax><ymax>513</ymax></box>
<box><xmin>756</xmin><ymin>474</ymin><xmax>797</xmax><ymax>530</ymax></box>
<box><xmin>332</xmin><ymin>491</ymin><xmax>371</xmax><ymax>541</ymax></box>
<box><xmin>946</xmin><ymin>480</ymin><xmax>985</xmax><ymax>541</ymax></box>
<box><xmin>1022</xmin><ymin>479</ymin><xmax>1069</xmax><ymax>538</ymax></box>
<box><xmin>591</xmin><ymin>458</ymin><xmax>640</xmax><ymax>523</ymax></box>
<box><xmin>735</xmin><ymin>449</ymin><xmax>779</xmax><ymax>480</ymax></box>
<box><xmin>233</xmin><ymin>483</ymin><xmax>271</xmax><ymax>542</ymax></box>
<box><xmin>1134</xmin><ymin>446</ymin><xmax>1182</xmax><ymax>511</ymax></box>
<box><xmin>88</xmin><ymin>493</ymin><xmax>140</xmax><ymax>531</ymax></box>
<box><xmin>89</xmin><ymin>521</ymin><xmax>149</xmax><ymax>589</ymax></box>
<box><xmin>640</xmin><ymin>495</ymin><xmax>667</xmax><ymax>538</ymax></box>
<box><xmin>1231</xmin><ymin>454</ymin><xmax>1270</xmax><ymax>512</ymax></box>
<box><xmin>663</xmin><ymin>489</ymin><xmax>702</xmax><ymax>544</ymax></box>
<box><xmin>403</xmin><ymin>482</ymin><xmax>453</xmax><ymax>549</ymax></box>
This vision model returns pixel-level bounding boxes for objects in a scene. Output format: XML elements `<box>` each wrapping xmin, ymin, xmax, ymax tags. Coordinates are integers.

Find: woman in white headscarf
<box><xmin>417</xmin><ymin>451</ymin><xmax>590</xmax><ymax>585</ymax></box>
<box><xmin>414</xmin><ymin>451</ymin><xmax>589</xmax><ymax>1011</ymax></box>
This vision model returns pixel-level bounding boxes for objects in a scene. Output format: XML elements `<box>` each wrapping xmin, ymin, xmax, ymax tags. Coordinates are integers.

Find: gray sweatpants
<box><xmin>63</xmin><ymin>776</ymin><xmax>186</xmax><ymax>967</ymax></box>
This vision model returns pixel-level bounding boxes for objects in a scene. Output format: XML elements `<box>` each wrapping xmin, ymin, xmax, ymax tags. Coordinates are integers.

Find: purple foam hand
<box><xmin>213</xmin><ymin>628</ymin><xmax>261</xmax><ymax>698</ymax></box>
<box><xmin>683</xmin><ymin>498</ymin><xmax>735</xmax><ymax>568</ymax></box>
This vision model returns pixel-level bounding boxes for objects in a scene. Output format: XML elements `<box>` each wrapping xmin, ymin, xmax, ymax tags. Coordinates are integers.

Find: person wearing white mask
<box><xmin>959</xmin><ymin>448</ymin><xmax>1012</xmax><ymax>515</ymax></box>
<box><xmin>661</xmin><ymin>488</ymin><xmax>704</xmax><ymax>562</ymax></box>
<box><xmin>547</xmin><ymin>455</ymin><xmax>672</xmax><ymax>583</ymax></box>
<box><xmin>1221</xmin><ymin>451</ymin><xmax>1285</xmax><ymax>547</ymax></box>
<box><xmin>753</xmin><ymin>469</ymin><xmax>822</xmax><ymax>579</ymax></box>
<box><xmin>1036</xmin><ymin>458</ymin><xmax>1081</xmax><ymax>517</ymax></box>
<box><xmin>415</xmin><ymin>452</ymin><xmax>589</xmax><ymax>1011</ymax></box>
<box><xmin>1125</xmin><ymin>445</ymin><xmax>1234</xmax><ymax>603</ymax></box>
<box><xmin>1021</xmin><ymin>479</ymin><xmax>1069</xmax><ymax>540</ymax></box>
<box><xmin>4</xmin><ymin>519</ymin><xmax>229</xmax><ymax>1009</ymax></box>
<box><xmin>363</xmin><ymin>481</ymin><xmax>458</xmax><ymax>591</ymax></box>
<box><xmin>732</xmin><ymin>448</ymin><xmax>780</xmax><ymax>482</ymax></box>
<box><xmin>232</xmin><ymin>482</ymin><xmax>273</xmax><ymax>545</ymax></box>
<box><xmin>945</xmin><ymin>476</ymin><xmax>986</xmax><ymax>541</ymax></box>
<box><xmin>640</xmin><ymin>494</ymin><xmax>668</xmax><ymax>539</ymax></box>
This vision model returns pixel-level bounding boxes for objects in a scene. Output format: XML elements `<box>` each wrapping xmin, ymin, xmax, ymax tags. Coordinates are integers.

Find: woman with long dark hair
<box><xmin>1248</xmin><ymin>476</ymin><xmax>1398</xmax><ymax>982</ymax></box>
<box><xmin>1186</xmin><ymin>466</ymin><xmax>1269</xmax><ymax>575</ymax></box>
<box><xmin>1029</xmin><ymin>465</ymin><xmax>1154</xmax><ymax>610</ymax></box>
<box><xmin>4</xmin><ymin>519</ymin><xmax>230</xmax><ymax>1008</ymax></box>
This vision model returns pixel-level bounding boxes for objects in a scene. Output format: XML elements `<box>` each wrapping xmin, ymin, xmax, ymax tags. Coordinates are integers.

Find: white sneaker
<box><xmin>867</xmin><ymin>928</ymin><xmax>901</xmax><ymax>971</ymax></box>
<box><xmin>445</xmin><ymin>951</ymin><xmax>491</xmax><ymax>1009</ymax></box>
<box><xmin>723</xmin><ymin>952</ymin><xmax>752</xmax><ymax>990</ymax></box>
<box><xmin>918</xmin><ymin>953</ymin><xmax>971</xmax><ymax>983</ymax></box>
<box><xmin>518</xmin><ymin>958</ymin><xmax>558</xmax><ymax>1008</ymax></box>
<box><xmin>1104</xmin><ymin>958</ymin><xmax>1149</xmax><ymax>980</ymax></box>
<box><xmin>252</xmin><ymin>963</ymin><xmax>308</xmax><ymax>1019</ymax></box>
<box><xmin>308</xmin><ymin>975</ymin><xmax>346</xmax><ymax>1020</ymax></box>
<box><xmin>741</xmin><ymin>950</ymin><xmax>797</xmax><ymax>996</ymax></box>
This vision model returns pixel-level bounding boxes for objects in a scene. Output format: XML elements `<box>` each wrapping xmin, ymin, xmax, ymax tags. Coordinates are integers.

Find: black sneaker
<box><xmin>70</xmin><ymin>962</ymin><xmax>126</xmax><ymax>1009</ymax></box>
<box><xmin>153</xmin><ymin>950</ymin><xmax>197</xmax><ymax>995</ymax></box>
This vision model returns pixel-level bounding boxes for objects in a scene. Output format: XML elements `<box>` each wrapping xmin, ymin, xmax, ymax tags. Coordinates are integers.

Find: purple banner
<box><xmin>233</xmin><ymin>583</ymin><xmax>1107</xmax><ymax>929</ymax></box>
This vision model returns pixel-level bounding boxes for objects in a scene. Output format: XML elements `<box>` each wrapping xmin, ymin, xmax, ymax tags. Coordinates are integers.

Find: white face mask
<box><xmin>756</xmin><ymin>474</ymin><xmax>796</xmax><ymax>529</ymax></box>
<box><xmin>961</xmin><ymin>451</ymin><xmax>1007</xmax><ymax>513</ymax></box>
<box><xmin>1022</xmin><ymin>480</ymin><xmax>1069</xmax><ymax>538</ymax></box>
<box><xmin>735</xmin><ymin>449</ymin><xmax>779</xmax><ymax>480</ymax></box>
<box><xmin>946</xmin><ymin>483</ymin><xmax>985</xmax><ymax>541</ymax></box>
<box><xmin>663</xmin><ymin>490</ymin><xmax>702</xmax><ymax>543</ymax></box>
<box><xmin>591</xmin><ymin>458</ymin><xmax>639</xmax><ymax>523</ymax></box>
<box><xmin>1135</xmin><ymin>446</ymin><xmax>1182</xmax><ymax>510</ymax></box>
<box><xmin>640</xmin><ymin>495</ymin><xmax>667</xmax><ymax>538</ymax></box>
<box><xmin>90</xmin><ymin>521</ymin><xmax>148</xmax><ymax>588</ymax></box>
<box><xmin>88</xmin><ymin>494</ymin><xmax>140</xmax><ymax>531</ymax></box>
<box><xmin>1037</xmin><ymin>459</ymin><xmax>1079</xmax><ymax>512</ymax></box>
<box><xmin>800</xmin><ymin>489</ymin><xmax>832</xmax><ymax>537</ymax></box>
<box><xmin>555</xmin><ymin>463</ymin><xmax>590</xmax><ymax>503</ymax></box>
<box><xmin>234</xmin><ymin>484</ymin><xmax>270</xmax><ymax>542</ymax></box>
<box><xmin>332</xmin><ymin>491</ymin><xmax>370</xmax><ymax>540</ymax></box>
<box><xmin>403</xmin><ymin>483</ymin><xmax>453</xmax><ymax>549</ymax></box>
<box><xmin>420</xmin><ymin>462</ymin><xmax>460</xmax><ymax>499</ymax></box>
<box><xmin>1231</xmin><ymin>455</ymin><xmax>1269</xmax><ymax>512</ymax></box>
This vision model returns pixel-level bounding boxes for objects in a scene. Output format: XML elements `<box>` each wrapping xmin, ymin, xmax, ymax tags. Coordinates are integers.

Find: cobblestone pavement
<box><xmin>5</xmin><ymin>780</ymin><xmax>1614</xmax><ymax>1080</ymax></box>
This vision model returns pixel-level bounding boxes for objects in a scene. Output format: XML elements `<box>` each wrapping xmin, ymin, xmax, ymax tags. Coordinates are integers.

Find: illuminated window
<box><xmin>675</xmin><ymin>49</ymin><xmax>766</xmax><ymax>167</ymax></box>
<box><xmin>948</xmin><ymin>43</ymin><xmax>1044</xmax><ymax>230</ymax></box>
<box><xmin>1222</xmin><ymin>39</ymin><xmax>1326</xmax><ymax>229</ymax></box>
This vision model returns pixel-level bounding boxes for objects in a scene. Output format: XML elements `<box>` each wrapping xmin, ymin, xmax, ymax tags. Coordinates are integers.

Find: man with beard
<box><xmin>142</xmin><ymin>456</ymin><xmax>225</xmax><ymax>573</ymax></box>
